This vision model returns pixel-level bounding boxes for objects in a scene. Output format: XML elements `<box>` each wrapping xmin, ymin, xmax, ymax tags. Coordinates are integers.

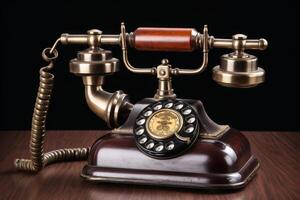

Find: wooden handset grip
<box><xmin>128</xmin><ymin>28</ymin><xmax>199</xmax><ymax>52</ymax></box>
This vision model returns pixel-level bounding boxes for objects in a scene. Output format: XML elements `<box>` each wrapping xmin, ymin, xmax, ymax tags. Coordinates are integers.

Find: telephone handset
<box><xmin>15</xmin><ymin>23</ymin><xmax>268</xmax><ymax>189</ymax></box>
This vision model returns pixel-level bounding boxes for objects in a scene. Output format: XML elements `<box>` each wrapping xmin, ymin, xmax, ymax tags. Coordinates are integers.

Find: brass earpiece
<box><xmin>212</xmin><ymin>34</ymin><xmax>268</xmax><ymax>88</ymax></box>
<box><xmin>69</xmin><ymin>29</ymin><xmax>132</xmax><ymax>128</ymax></box>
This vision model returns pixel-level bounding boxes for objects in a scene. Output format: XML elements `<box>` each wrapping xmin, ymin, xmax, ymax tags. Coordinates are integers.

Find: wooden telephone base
<box><xmin>81</xmin><ymin>99</ymin><xmax>259</xmax><ymax>189</ymax></box>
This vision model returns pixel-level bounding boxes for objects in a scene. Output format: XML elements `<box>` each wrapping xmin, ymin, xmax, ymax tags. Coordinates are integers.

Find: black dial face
<box><xmin>134</xmin><ymin>99</ymin><xmax>200</xmax><ymax>159</ymax></box>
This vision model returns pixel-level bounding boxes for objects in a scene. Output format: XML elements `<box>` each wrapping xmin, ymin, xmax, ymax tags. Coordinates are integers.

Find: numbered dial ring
<box><xmin>134</xmin><ymin>99</ymin><xmax>199</xmax><ymax>159</ymax></box>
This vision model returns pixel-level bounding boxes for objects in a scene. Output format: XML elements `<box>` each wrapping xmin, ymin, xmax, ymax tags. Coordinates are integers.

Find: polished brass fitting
<box><xmin>212</xmin><ymin>34</ymin><xmax>267</xmax><ymax>88</ymax></box>
<box><xmin>154</xmin><ymin>59</ymin><xmax>176</xmax><ymax>99</ymax></box>
<box><xmin>69</xmin><ymin>45</ymin><xmax>132</xmax><ymax>128</ymax></box>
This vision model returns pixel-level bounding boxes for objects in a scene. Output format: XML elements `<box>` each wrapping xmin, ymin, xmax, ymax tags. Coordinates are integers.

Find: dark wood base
<box><xmin>81</xmin><ymin>128</ymin><xmax>259</xmax><ymax>189</ymax></box>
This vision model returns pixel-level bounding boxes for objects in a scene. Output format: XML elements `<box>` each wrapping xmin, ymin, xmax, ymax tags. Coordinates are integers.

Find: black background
<box><xmin>1</xmin><ymin>0</ymin><xmax>299</xmax><ymax>131</ymax></box>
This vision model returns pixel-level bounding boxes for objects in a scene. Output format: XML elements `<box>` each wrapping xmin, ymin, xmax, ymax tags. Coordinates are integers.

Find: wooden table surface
<box><xmin>0</xmin><ymin>131</ymin><xmax>299</xmax><ymax>200</ymax></box>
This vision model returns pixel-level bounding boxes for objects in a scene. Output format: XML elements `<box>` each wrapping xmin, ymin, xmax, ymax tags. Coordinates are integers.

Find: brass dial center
<box><xmin>146</xmin><ymin>109</ymin><xmax>183</xmax><ymax>139</ymax></box>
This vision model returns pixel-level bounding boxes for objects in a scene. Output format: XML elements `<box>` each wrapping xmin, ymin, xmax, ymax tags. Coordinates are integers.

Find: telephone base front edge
<box><xmin>81</xmin><ymin>128</ymin><xmax>259</xmax><ymax>189</ymax></box>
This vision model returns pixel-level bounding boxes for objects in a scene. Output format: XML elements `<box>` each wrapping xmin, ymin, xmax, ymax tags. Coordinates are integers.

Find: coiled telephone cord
<box><xmin>14</xmin><ymin>63</ymin><xmax>89</xmax><ymax>172</ymax></box>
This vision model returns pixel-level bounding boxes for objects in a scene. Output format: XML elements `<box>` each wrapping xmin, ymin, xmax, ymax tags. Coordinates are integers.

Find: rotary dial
<box><xmin>134</xmin><ymin>99</ymin><xmax>200</xmax><ymax>159</ymax></box>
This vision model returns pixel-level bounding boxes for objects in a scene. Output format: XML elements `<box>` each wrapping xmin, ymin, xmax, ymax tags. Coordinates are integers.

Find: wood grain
<box><xmin>0</xmin><ymin>131</ymin><xmax>299</xmax><ymax>200</ymax></box>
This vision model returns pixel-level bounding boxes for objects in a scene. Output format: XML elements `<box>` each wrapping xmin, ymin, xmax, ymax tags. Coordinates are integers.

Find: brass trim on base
<box><xmin>200</xmin><ymin>125</ymin><xmax>230</xmax><ymax>139</ymax></box>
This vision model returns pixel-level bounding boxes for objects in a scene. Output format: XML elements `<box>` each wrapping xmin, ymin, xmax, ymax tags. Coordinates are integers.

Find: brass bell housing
<box><xmin>212</xmin><ymin>34</ymin><xmax>266</xmax><ymax>88</ymax></box>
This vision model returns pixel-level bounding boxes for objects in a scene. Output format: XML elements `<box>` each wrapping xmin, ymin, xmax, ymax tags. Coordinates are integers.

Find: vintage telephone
<box><xmin>15</xmin><ymin>23</ymin><xmax>268</xmax><ymax>189</ymax></box>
